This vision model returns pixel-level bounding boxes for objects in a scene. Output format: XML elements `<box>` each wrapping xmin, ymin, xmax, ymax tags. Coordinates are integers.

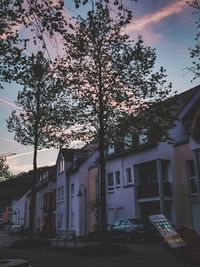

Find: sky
<box><xmin>0</xmin><ymin>0</ymin><xmax>199</xmax><ymax>174</ymax></box>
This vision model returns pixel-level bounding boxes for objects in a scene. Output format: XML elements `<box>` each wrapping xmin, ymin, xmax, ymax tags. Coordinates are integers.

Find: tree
<box><xmin>186</xmin><ymin>1</ymin><xmax>200</xmax><ymax>143</ymax></box>
<box><xmin>58</xmin><ymin>1</ymin><xmax>174</xmax><ymax>242</ymax></box>
<box><xmin>0</xmin><ymin>157</ymin><xmax>13</xmax><ymax>181</ymax></box>
<box><xmin>187</xmin><ymin>0</ymin><xmax>200</xmax><ymax>80</ymax></box>
<box><xmin>7</xmin><ymin>51</ymin><xmax>74</xmax><ymax>234</ymax></box>
<box><xmin>0</xmin><ymin>0</ymin><xmax>67</xmax><ymax>89</ymax></box>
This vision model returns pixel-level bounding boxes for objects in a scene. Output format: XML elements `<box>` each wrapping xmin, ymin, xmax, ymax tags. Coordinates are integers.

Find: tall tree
<box><xmin>58</xmin><ymin>1</ymin><xmax>174</xmax><ymax>242</ymax></box>
<box><xmin>0</xmin><ymin>0</ymin><xmax>67</xmax><ymax>88</ymax></box>
<box><xmin>7</xmin><ymin>51</ymin><xmax>74</xmax><ymax>234</ymax></box>
<box><xmin>0</xmin><ymin>157</ymin><xmax>13</xmax><ymax>181</ymax></box>
<box><xmin>186</xmin><ymin>0</ymin><xmax>200</xmax><ymax>143</ymax></box>
<box><xmin>187</xmin><ymin>0</ymin><xmax>200</xmax><ymax>80</ymax></box>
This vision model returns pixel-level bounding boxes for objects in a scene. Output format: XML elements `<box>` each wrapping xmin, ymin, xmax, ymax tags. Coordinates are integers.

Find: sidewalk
<box><xmin>0</xmin><ymin>231</ymin><xmax>196</xmax><ymax>267</ymax></box>
<box><xmin>0</xmin><ymin>242</ymin><xmax>195</xmax><ymax>267</ymax></box>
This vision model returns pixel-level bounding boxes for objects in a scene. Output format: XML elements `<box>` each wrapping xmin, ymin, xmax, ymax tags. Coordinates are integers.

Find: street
<box><xmin>0</xmin><ymin>231</ymin><xmax>196</xmax><ymax>267</ymax></box>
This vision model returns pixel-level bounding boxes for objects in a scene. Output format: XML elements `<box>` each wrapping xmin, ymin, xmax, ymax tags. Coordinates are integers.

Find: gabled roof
<box><xmin>173</xmin><ymin>85</ymin><xmax>200</xmax><ymax>117</ymax></box>
<box><xmin>59</xmin><ymin>148</ymin><xmax>89</xmax><ymax>162</ymax></box>
<box><xmin>37</xmin><ymin>165</ymin><xmax>56</xmax><ymax>181</ymax></box>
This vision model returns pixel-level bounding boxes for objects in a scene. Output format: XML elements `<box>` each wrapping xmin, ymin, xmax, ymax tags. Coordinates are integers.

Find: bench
<box><xmin>50</xmin><ymin>230</ymin><xmax>76</xmax><ymax>248</ymax></box>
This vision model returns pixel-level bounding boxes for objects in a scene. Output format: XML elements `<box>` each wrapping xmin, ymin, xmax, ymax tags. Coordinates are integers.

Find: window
<box><xmin>124</xmin><ymin>133</ymin><xmax>132</xmax><ymax>149</ymax></box>
<box><xmin>107</xmin><ymin>144</ymin><xmax>115</xmax><ymax>155</ymax></box>
<box><xmin>61</xmin><ymin>186</ymin><xmax>64</xmax><ymax>200</ymax></box>
<box><xmin>107</xmin><ymin>173</ymin><xmax>114</xmax><ymax>192</ymax></box>
<box><xmin>71</xmin><ymin>184</ymin><xmax>74</xmax><ymax>196</ymax></box>
<box><xmin>57</xmin><ymin>213</ymin><xmax>63</xmax><ymax>228</ymax></box>
<box><xmin>73</xmin><ymin>155</ymin><xmax>78</xmax><ymax>169</ymax></box>
<box><xmin>39</xmin><ymin>174</ymin><xmax>43</xmax><ymax>183</ymax></box>
<box><xmin>139</xmin><ymin>129</ymin><xmax>148</xmax><ymax>145</ymax></box>
<box><xmin>115</xmin><ymin>171</ymin><xmax>121</xmax><ymax>187</ymax></box>
<box><xmin>44</xmin><ymin>170</ymin><xmax>48</xmax><ymax>180</ymax></box>
<box><xmin>126</xmin><ymin>168</ymin><xmax>132</xmax><ymax>184</ymax></box>
<box><xmin>186</xmin><ymin>160</ymin><xmax>198</xmax><ymax>195</ymax></box>
<box><xmin>58</xmin><ymin>156</ymin><xmax>64</xmax><ymax>173</ymax></box>
<box><xmin>58</xmin><ymin>187</ymin><xmax>61</xmax><ymax>201</ymax></box>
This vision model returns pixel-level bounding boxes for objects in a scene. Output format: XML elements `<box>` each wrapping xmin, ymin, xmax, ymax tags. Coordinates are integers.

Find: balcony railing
<box><xmin>137</xmin><ymin>182</ymin><xmax>172</xmax><ymax>199</ymax></box>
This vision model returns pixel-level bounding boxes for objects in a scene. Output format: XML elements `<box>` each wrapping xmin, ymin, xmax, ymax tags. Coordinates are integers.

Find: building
<box><xmin>105</xmin><ymin>86</ymin><xmax>200</xmax><ymax>230</ymax></box>
<box><xmin>56</xmin><ymin>147</ymin><xmax>98</xmax><ymax>236</ymax></box>
<box><xmin>11</xmin><ymin>191</ymin><xmax>30</xmax><ymax>226</ymax></box>
<box><xmin>35</xmin><ymin>165</ymin><xmax>56</xmax><ymax>235</ymax></box>
<box><xmin>4</xmin><ymin>86</ymin><xmax>200</xmax><ymax>236</ymax></box>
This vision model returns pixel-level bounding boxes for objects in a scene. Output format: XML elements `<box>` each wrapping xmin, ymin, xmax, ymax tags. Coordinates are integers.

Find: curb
<box><xmin>0</xmin><ymin>259</ymin><xmax>31</xmax><ymax>267</ymax></box>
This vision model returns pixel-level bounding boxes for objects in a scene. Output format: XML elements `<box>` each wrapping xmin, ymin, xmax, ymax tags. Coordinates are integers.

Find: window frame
<box><xmin>186</xmin><ymin>160</ymin><xmax>198</xmax><ymax>196</ymax></box>
<box><xmin>126</xmin><ymin>168</ymin><xmax>132</xmax><ymax>185</ymax></box>
<box><xmin>139</xmin><ymin>128</ymin><xmax>148</xmax><ymax>145</ymax></box>
<box><xmin>107</xmin><ymin>172</ymin><xmax>114</xmax><ymax>192</ymax></box>
<box><xmin>61</xmin><ymin>186</ymin><xmax>64</xmax><ymax>200</ymax></box>
<box><xmin>115</xmin><ymin>170</ymin><xmax>121</xmax><ymax>187</ymax></box>
<box><xmin>124</xmin><ymin>133</ymin><xmax>133</xmax><ymax>150</ymax></box>
<box><xmin>58</xmin><ymin>156</ymin><xmax>64</xmax><ymax>174</ymax></box>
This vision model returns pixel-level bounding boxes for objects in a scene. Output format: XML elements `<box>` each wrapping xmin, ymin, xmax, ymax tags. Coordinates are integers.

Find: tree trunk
<box><xmin>98</xmin><ymin>55</ymin><xmax>107</xmax><ymax>243</ymax></box>
<box><xmin>99</xmin><ymin>126</ymin><xmax>107</xmax><ymax>244</ymax></box>
<box><xmin>29</xmin><ymin>144</ymin><xmax>38</xmax><ymax>236</ymax></box>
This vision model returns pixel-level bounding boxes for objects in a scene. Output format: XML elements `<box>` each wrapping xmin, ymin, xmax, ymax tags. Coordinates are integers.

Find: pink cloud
<box><xmin>0</xmin><ymin>96</ymin><xmax>22</xmax><ymax>111</ymax></box>
<box><xmin>126</xmin><ymin>0</ymin><xmax>187</xmax><ymax>32</ymax></box>
<box><xmin>6</xmin><ymin>148</ymin><xmax>58</xmax><ymax>174</ymax></box>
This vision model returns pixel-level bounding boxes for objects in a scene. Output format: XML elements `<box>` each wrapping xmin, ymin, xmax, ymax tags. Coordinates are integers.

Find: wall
<box><xmin>174</xmin><ymin>142</ymin><xmax>193</xmax><ymax>227</ymax></box>
<box><xmin>12</xmin><ymin>192</ymin><xmax>28</xmax><ymax>226</ymax></box>
<box><xmin>105</xmin><ymin>142</ymin><xmax>175</xmax><ymax>222</ymax></box>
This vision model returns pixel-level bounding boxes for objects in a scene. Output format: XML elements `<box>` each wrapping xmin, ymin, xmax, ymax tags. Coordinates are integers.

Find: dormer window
<box><xmin>39</xmin><ymin>174</ymin><xmax>43</xmax><ymax>183</ymax></box>
<box><xmin>43</xmin><ymin>170</ymin><xmax>48</xmax><ymax>181</ymax></box>
<box><xmin>124</xmin><ymin>133</ymin><xmax>133</xmax><ymax>150</ymax></box>
<box><xmin>58</xmin><ymin>155</ymin><xmax>64</xmax><ymax>173</ymax></box>
<box><xmin>139</xmin><ymin>129</ymin><xmax>148</xmax><ymax>145</ymax></box>
<box><xmin>107</xmin><ymin>144</ymin><xmax>115</xmax><ymax>155</ymax></box>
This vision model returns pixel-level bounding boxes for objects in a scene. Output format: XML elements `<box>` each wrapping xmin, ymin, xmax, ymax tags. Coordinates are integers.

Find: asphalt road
<box><xmin>0</xmin><ymin>231</ymin><xmax>196</xmax><ymax>267</ymax></box>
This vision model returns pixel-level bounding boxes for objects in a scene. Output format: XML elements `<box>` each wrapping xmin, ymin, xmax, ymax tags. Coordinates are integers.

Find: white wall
<box><xmin>105</xmin><ymin>142</ymin><xmax>175</xmax><ymax>222</ymax></box>
<box><xmin>12</xmin><ymin>192</ymin><xmax>29</xmax><ymax>226</ymax></box>
<box><xmin>69</xmin><ymin>151</ymin><xmax>98</xmax><ymax>236</ymax></box>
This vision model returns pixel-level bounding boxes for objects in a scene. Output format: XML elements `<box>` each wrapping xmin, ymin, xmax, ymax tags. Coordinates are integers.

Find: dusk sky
<box><xmin>0</xmin><ymin>0</ymin><xmax>199</xmax><ymax>174</ymax></box>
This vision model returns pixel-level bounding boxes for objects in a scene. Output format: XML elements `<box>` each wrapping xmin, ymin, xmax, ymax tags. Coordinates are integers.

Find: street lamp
<box><xmin>77</xmin><ymin>184</ymin><xmax>87</xmax><ymax>237</ymax></box>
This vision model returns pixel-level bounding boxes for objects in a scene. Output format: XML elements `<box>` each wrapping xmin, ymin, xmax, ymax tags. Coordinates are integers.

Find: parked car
<box><xmin>9</xmin><ymin>224</ymin><xmax>24</xmax><ymax>234</ymax></box>
<box><xmin>107</xmin><ymin>218</ymin><xmax>158</xmax><ymax>242</ymax></box>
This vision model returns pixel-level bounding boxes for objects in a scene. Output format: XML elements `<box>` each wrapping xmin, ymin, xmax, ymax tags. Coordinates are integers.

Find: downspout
<box><xmin>65</xmin><ymin>168</ymin><xmax>70</xmax><ymax>229</ymax></box>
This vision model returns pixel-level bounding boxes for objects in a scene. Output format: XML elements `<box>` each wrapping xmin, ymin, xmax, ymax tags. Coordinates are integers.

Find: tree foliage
<box><xmin>57</xmin><ymin>1</ymin><xmax>175</xmax><ymax>240</ymax></box>
<box><xmin>7</xmin><ymin>51</ymin><xmax>74</xmax><ymax>233</ymax></box>
<box><xmin>0</xmin><ymin>0</ymin><xmax>67</xmax><ymax>88</ymax></box>
<box><xmin>186</xmin><ymin>1</ymin><xmax>200</xmax><ymax>143</ymax></box>
<box><xmin>187</xmin><ymin>0</ymin><xmax>200</xmax><ymax>80</ymax></box>
<box><xmin>7</xmin><ymin>51</ymin><xmax>73</xmax><ymax>148</ymax></box>
<box><xmin>0</xmin><ymin>157</ymin><xmax>13</xmax><ymax>181</ymax></box>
